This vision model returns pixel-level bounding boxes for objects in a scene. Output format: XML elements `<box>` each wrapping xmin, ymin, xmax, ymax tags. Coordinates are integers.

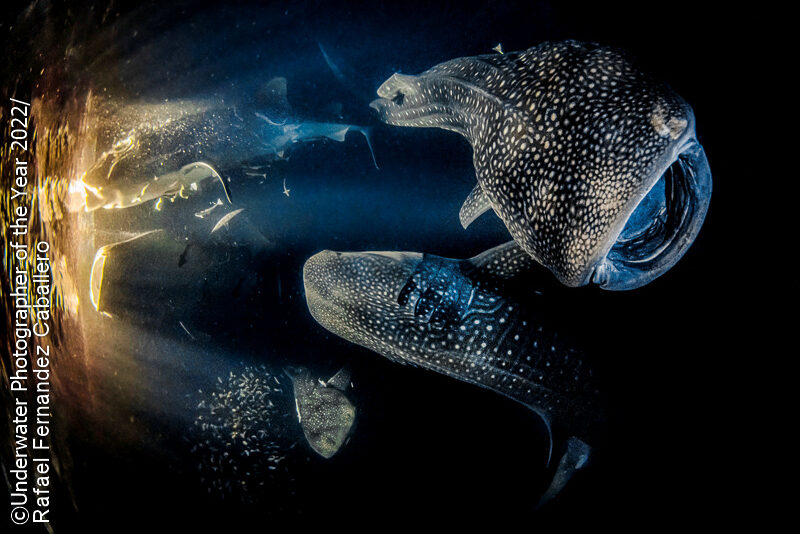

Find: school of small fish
<box><xmin>189</xmin><ymin>364</ymin><xmax>297</xmax><ymax>503</ymax></box>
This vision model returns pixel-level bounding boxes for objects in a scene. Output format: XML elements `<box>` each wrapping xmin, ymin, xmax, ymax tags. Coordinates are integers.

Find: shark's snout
<box><xmin>303</xmin><ymin>249</ymin><xmax>423</xmax><ymax>347</ymax></box>
<box><xmin>304</xmin><ymin>250</ymin><xmax>422</xmax><ymax>296</ymax></box>
<box><xmin>303</xmin><ymin>250</ymin><xmax>338</xmax><ymax>303</ymax></box>
<box><xmin>375</xmin><ymin>73</ymin><xmax>419</xmax><ymax>100</ymax></box>
<box><xmin>370</xmin><ymin>73</ymin><xmax>425</xmax><ymax>121</ymax></box>
<box><xmin>303</xmin><ymin>249</ymin><xmax>423</xmax><ymax>321</ymax></box>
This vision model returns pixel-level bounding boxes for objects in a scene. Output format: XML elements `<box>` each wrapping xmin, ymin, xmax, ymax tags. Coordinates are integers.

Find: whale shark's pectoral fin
<box><xmin>537</xmin><ymin>436</ymin><xmax>592</xmax><ymax>508</ymax></box>
<box><xmin>398</xmin><ymin>244</ymin><xmax>540</xmax><ymax>325</ymax></box>
<box><xmin>310</xmin><ymin>124</ymin><xmax>379</xmax><ymax>170</ymax></box>
<box><xmin>217</xmin><ymin>175</ymin><xmax>233</xmax><ymax>204</ymax></box>
<box><xmin>325</xmin><ymin>366</ymin><xmax>351</xmax><ymax>391</ymax></box>
<box><xmin>464</xmin><ymin>240</ymin><xmax>539</xmax><ymax>282</ymax></box>
<box><xmin>460</xmin><ymin>184</ymin><xmax>492</xmax><ymax>229</ymax></box>
<box><xmin>179</xmin><ymin>162</ymin><xmax>233</xmax><ymax>204</ymax></box>
<box><xmin>352</xmin><ymin>127</ymin><xmax>380</xmax><ymax>170</ymax></box>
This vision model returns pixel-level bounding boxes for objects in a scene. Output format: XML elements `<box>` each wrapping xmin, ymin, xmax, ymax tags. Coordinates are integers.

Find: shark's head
<box><xmin>370</xmin><ymin>41</ymin><xmax>712</xmax><ymax>290</ymax></box>
<box><xmin>303</xmin><ymin>250</ymin><xmax>425</xmax><ymax>358</ymax></box>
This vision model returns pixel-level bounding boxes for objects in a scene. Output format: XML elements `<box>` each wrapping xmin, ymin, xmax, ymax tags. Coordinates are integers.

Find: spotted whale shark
<box><xmin>286</xmin><ymin>366</ymin><xmax>356</xmax><ymax>459</ymax></box>
<box><xmin>81</xmin><ymin>77</ymin><xmax>377</xmax><ymax>211</ymax></box>
<box><xmin>303</xmin><ymin>245</ymin><xmax>604</xmax><ymax>505</ymax></box>
<box><xmin>370</xmin><ymin>41</ymin><xmax>712</xmax><ymax>290</ymax></box>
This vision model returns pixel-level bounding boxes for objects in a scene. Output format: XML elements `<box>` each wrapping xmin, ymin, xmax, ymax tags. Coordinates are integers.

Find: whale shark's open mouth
<box><xmin>591</xmin><ymin>138</ymin><xmax>712</xmax><ymax>290</ymax></box>
<box><xmin>371</xmin><ymin>65</ymin><xmax>713</xmax><ymax>291</ymax></box>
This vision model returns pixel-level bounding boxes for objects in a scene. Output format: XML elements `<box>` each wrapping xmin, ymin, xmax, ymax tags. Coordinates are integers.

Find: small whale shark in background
<box><xmin>81</xmin><ymin>74</ymin><xmax>376</xmax><ymax>211</ymax></box>
<box><xmin>254</xmin><ymin>77</ymin><xmax>379</xmax><ymax>168</ymax></box>
<box><xmin>286</xmin><ymin>366</ymin><xmax>356</xmax><ymax>459</ymax></box>
<box><xmin>303</xmin><ymin>245</ymin><xmax>604</xmax><ymax>505</ymax></box>
<box><xmin>371</xmin><ymin>40</ymin><xmax>712</xmax><ymax>290</ymax></box>
<box><xmin>82</xmin><ymin>151</ymin><xmax>233</xmax><ymax>211</ymax></box>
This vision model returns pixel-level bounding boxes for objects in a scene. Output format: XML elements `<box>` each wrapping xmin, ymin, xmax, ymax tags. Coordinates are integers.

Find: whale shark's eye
<box><xmin>594</xmin><ymin>140</ymin><xmax>712</xmax><ymax>290</ymax></box>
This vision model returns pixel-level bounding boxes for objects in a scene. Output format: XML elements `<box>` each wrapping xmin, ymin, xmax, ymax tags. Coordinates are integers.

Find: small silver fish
<box><xmin>194</xmin><ymin>198</ymin><xmax>224</xmax><ymax>219</ymax></box>
<box><xmin>211</xmin><ymin>208</ymin><xmax>246</xmax><ymax>234</ymax></box>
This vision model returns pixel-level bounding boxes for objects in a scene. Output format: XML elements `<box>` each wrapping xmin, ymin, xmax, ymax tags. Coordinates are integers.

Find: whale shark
<box><xmin>286</xmin><ymin>366</ymin><xmax>356</xmax><ymax>459</ymax></box>
<box><xmin>81</xmin><ymin>77</ymin><xmax>377</xmax><ymax>211</ymax></box>
<box><xmin>370</xmin><ymin>40</ymin><xmax>712</xmax><ymax>290</ymax></box>
<box><xmin>253</xmin><ymin>77</ymin><xmax>378</xmax><ymax>168</ymax></box>
<box><xmin>303</xmin><ymin>245</ymin><xmax>604</xmax><ymax>505</ymax></box>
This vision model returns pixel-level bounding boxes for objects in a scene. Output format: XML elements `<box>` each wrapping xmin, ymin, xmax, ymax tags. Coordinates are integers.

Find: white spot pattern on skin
<box><xmin>370</xmin><ymin>41</ymin><xmax>695</xmax><ymax>286</ymax></box>
<box><xmin>303</xmin><ymin>250</ymin><xmax>601</xmax><ymax>440</ymax></box>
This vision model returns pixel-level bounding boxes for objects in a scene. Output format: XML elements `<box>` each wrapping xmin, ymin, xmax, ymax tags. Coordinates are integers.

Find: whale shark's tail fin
<box><xmin>537</xmin><ymin>436</ymin><xmax>592</xmax><ymax>508</ymax></box>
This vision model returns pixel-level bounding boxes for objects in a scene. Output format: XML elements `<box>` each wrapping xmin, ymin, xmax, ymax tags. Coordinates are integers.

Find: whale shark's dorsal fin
<box><xmin>325</xmin><ymin>366</ymin><xmax>351</xmax><ymax>391</ymax></box>
<box><xmin>353</xmin><ymin>127</ymin><xmax>379</xmax><ymax>170</ymax></box>
<box><xmin>460</xmin><ymin>184</ymin><xmax>493</xmax><ymax>229</ymax></box>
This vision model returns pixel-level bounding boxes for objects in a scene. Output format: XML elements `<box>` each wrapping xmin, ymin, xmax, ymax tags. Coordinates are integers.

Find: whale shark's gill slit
<box><xmin>598</xmin><ymin>140</ymin><xmax>711</xmax><ymax>290</ymax></box>
<box><xmin>612</xmin><ymin>152</ymin><xmax>692</xmax><ymax>262</ymax></box>
<box><xmin>466</xmin><ymin>295</ymin><xmax>506</xmax><ymax>318</ymax></box>
<box><xmin>428</xmin><ymin>276</ymin><xmax>466</xmax><ymax>327</ymax></box>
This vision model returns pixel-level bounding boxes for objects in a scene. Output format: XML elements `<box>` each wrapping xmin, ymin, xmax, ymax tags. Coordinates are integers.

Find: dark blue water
<box><xmin>0</xmin><ymin>1</ymin><xmax>741</xmax><ymax>531</ymax></box>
